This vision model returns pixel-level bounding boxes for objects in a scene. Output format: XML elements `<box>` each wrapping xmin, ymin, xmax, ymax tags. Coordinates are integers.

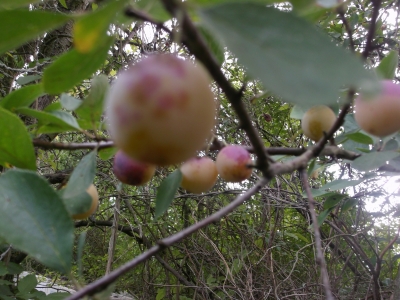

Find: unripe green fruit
<box><xmin>72</xmin><ymin>184</ymin><xmax>99</xmax><ymax>220</ymax></box>
<box><xmin>105</xmin><ymin>54</ymin><xmax>216</xmax><ymax>166</ymax></box>
<box><xmin>354</xmin><ymin>80</ymin><xmax>400</xmax><ymax>137</ymax></box>
<box><xmin>113</xmin><ymin>150</ymin><xmax>156</xmax><ymax>186</ymax></box>
<box><xmin>301</xmin><ymin>105</ymin><xmax>336</xmax><ymax>141</ymax></box>
<box><xmin>180</xmin><ymin>157</ymin><xmax>218</xmax><ymax>193</ymax></box>
<box><xmin>216</xmin><ymin>145</ymin><xmax>252</xmax><ymax>183</ymax></box>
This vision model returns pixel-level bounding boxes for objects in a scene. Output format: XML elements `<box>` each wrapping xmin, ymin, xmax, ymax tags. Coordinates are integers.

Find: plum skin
<box><xmin>180</xmin><ymin>157</ymin><xmax>218</xmax><ymax>193</ymax></box>
<box><xmin>72</xmin><ymin>184</ymin><xmax>99</xmax><ymax>220</ymax></box>
<box><xmin>216</xmin><ymin>145</ymin><xmax>252</xmax><ymax>183</ymax></box>
<box><xmin>354</xmin><ymin>80</ymin><xmax>400</xmax><ymax>137</ymax></box>
<box><xmin>301</xmin><ymin>105</ymin><xmax>337</xmax><ymax>142</ymax></box>
<box><xmin>105</xmin><ymin>54</ymin><xmax>216</xmax><ymax>166</ymax></box>
<box><xmin>113</xmin><ymin>150</ymin><xmax>156</xmax><ymax>186</ymax></box>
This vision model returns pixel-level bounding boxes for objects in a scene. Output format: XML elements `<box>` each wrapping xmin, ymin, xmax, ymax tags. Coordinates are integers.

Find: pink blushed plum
<box><xmin>216</xmin><ymin>145</ymin><xmax>253</xmax><ymax>183</ymax></box>
<box><xmin>113</xmin><ymin>150</ymin><xmax>156</xmax><ymax>186</ymax></box>
<box><xmin>180</xmin><ymin>157</ymin><xmax>218</xmax><ymax>194</ymax></box>
<box><xmin>105</xmin><ymin>54</ymin><xmax>216</xmax><ymax>166</ymax></box>
<box><xmin>355</xmin><ymin>80</ymin><xmax>400</xmax><ymax>137</ymax></box>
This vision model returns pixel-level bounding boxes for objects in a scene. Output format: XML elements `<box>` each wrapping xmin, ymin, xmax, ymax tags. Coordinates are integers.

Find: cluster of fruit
<box><xmin>106</xmin><ymin>54</ymin><xmax>253</xmax><ymax>193</ymax></box>
<box><xmin>301</xmin><ymin>80</ymin><xmax>400</xmax><ymax>142</ymax></box>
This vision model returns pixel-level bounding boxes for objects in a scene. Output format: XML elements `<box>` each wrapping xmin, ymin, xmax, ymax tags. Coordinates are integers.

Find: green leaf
<box><xmin>0</xmin><ymin>10</ymin><xmax>70</xmax><ymax>55</ymax></box>
<box><xmin>191</xmin><ymin>0</ymin><xmax>280</xmax><ymax>5</ymax></box>
<box><xmin>0</xmin><ymin>262</ymin><xmax>7</xmax><ymax>276</ymax></box>
<box><xmin>44</xmin><ymin>292</ymin><xmax>71</xmax><ymax>300</ymax></box>
<box><xmin>155</xmin><ymin>170</ymin><xmax>182</xmax><ymax>220</ymax></box>
<box><xmin>98</xmin><ymin>147</ymin><xmax>117</xmax><ymax>161</ymax></box>
<box><xmin>62</xmin><ymin>151</ymin><xmax>96</xmax><ymax>215</ymax></box>
<box><xmin>134</xmin><ymin>0</ymin><xmax>171</xmax><ymax>22</ymax></box>
<box><xmin>42</xmin><ymin>36</ymin><xmax>113</xmax><ymax>94</ymax></box>
<box><xmin>0</xmin><ymin>107</ymin><xmax>36</xmax><ymax>170</ymax></box>
<box><xmin>76</xmin><ymin>75</ymin><xmax>109</xmax><ymax>130</ymax></box>
<box><xmin>317</xmin><ymin>208</ymin><xmax>333</xmax><ymax>226</ymax></box>
<box><xmin>323</xmin><ymin>193</ymin><xmax>347</xmax><ymax>210</ymax></box>
<box><xmin>376</xmin><ymin>50</ymin><xmax>398</xmax><ymax>80</ymax></box>
<box><xmin>16</xmin><ymin>75</ymin><xmax>41</xmax><ymax>86</ymax></box>
<box><xmin>200</xmin><ymin>3</ymin><xmax>376</xmax><ymax>106</ymax></box>
<box><xmin>59</xmin><ymin>0</ymin><xmax>68</xmax><ymax>9</ymax></box>
<box><xmin>341</xmin><ymin>198</ymin><xmax>358</xmax><ymax>212</ymax></box>
<box><xmin>346</xmin><ymin>132</ymin><xmax>374</xmax><ymax>145</ymax></box>
<box><xmin>352</xmin><ymin>151</ymin><xmax>400</xmax><ymax>172</ymax></box>
<box><xmin>6</xmin><ymin>262</ymin><xmax>23</xmax><ymax>275</ymax></box>
<box><xmin>73</xmin><ymin>0</ymin><xmax>129</xmax><ymax>53</ymax></box>
<box><xmin>197</xmin><ymin>25</ymin><xmax>225</xmax><ymax>66</ymax></box>
<box><xmin>290</xmin><ymin>104</ymin><xmax>310</xmax><ymax>120</ymax></box>
<box><xmin>319</xmin><ymin>178</ymin><xmax>364</xmax><ymax>191</ymax></box>
<box><xmin>0</xmin><ymin>0</ymin><xmax>41</xmax><ymax>9</ymax></box>
<box><xmin>16</xmin><ymin>107</ymin><xmax>81</xmax><ymax>133</ymax></box>
<box><xmin>0</xmin><ymin>169</ymin><xmax>74</xmax><ymax>273</ymax></box>
<box><xmin>0</xmin><ymin>84</ymin><xmax>44</xmax><ymax>111</ymax></box>
<box><xmin>18</xmin><ymin>274</ymin><xmax>37</xmax><ymax>294</ymax></box>
<box><xmin>60</xmin><ymin>94</ymin><xmax>82</xmax><ymax>111</ymax></box>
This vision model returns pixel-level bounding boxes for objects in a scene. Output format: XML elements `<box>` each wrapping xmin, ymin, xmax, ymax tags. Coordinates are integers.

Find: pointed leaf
<box><xmin>43</xmin><ymin>36</ymin><xmax>113</xmax><ymax>94</ymax></box>
<box><xmin>323</xmin><ymin>193</ymin><xmax>347</xmax><ymax>209</ymax></box>
<box><xmin>317</xmin><ymin>208</ymin><xmax>333</xmax><ymax>226</ymax></box>
<box><xmin>341</xmin><ymin>198</ymin><xmax>358</xmax><ymax>212</ymax></box>
<box><xmin>200</xmin><ymin>3</ymin><xmax>376</xmax><ymax>106</ymax></box>
<box><xmin>376</xmin><ymin>50</ymin><xmax>398</xmax><ymax>80</ymax></box>
<box><xmin>352</xmin><ymin>151</ymin><xmax>400</xmax><ymax>171</ymax></box>
<box><xmin>0</xmin><ymin>84</ymin><xmax>44</xmax><ymax>111</ymax></box>
<box><xmin>155</xmin><ymin>170</ymin><xmax>182</xmax><ymax>220</ymax></box>
<box><xmin>16</xmin><ymin>107</ymin><xmax>81</xmax><ymax>133</ymax></box>
<box><xmin>0</xmin><ymin>10</ymin><xmax>69</xmax><ymax>54</ymax></box>
<box><xmin>320</xmin><ymin>178</ymin><xmax>364</xmax><ymax>191</ymax></box>
<box><xmin>16</xmin><ymin>75</ymin><xmax>41</xmax><ymax>86</ymax></box>
<box><xmin>0</xmin><ymin>169</ymin><xmax>74</xmax><ymax>273</ymax></box>
<box><xmin>346</xmin><ymin>132</ymin><xmax>374</xmax><ymax>145</ymax></box>
<box><xmin>0</xmin><ymin>107</ymin><xmax>36</xmax><ymax>170</ymax></box>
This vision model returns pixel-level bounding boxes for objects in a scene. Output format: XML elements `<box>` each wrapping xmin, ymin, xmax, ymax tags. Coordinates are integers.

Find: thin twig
<box><xmin>300</xmin><ymin>168</ymin><xmax>334</xmax><ymax>300</ymax></box>
<box><xmin>65</xmin><ymin>178</ymin><xmax>268</xmax><ymax>300</ymax></box>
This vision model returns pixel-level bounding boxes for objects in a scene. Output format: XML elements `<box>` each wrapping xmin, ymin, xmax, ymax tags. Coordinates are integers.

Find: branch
<box><xmin>33</xmin><ymin>139</ymin><xmax>114</xmax><ymax>150</ymax></box>
<box><xmin>66</xmin><ymin>178</ymin><xmax>268</xmax><ymax>300</ymax></box>
<box><xmin>300</xmin><ymin>169</ymin><xmax>334</xmax><ymax>300</ymax></box>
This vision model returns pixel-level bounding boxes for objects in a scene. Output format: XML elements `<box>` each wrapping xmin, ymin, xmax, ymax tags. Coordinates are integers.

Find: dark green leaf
<box><xmin>317</xmin><ymin>208</ymin><xmax>333</xmax><ymax>226</ymax></box>
<box><xmin>62</xmin><ymin>151</ymin><xmax>96</xmax><ymax>215</ymax></box>
<box><xmin>76</xmin><ymin>75</ymin><xmax>109</xmax><ymax>130</ymax></box>
<box><xmin>323</xmin><ymin>193</ymin><xmax>347</xmax><ymax>209</ymax></box>
<box><xmin>0</xmin><ymin>169</ymin><xmax>74</xmax><ymax>273</ymax></box>
<box><xmin>376</xmin><ymin>50</ymin><xmax>398</xmax><ymax>80</ymax></box>
<box><xmin>200</xmin><ymin>3</ymin><xmax>376</xmax><ymax>106</ymax></box>
<box><xmin>0</xmin><ymin>262</ymin><xmax>7</xmax><ymax>276</ymax></box>
<box><xmin>155</xmin><ymin>170</ymin><xmax>182</xmax><ymax>220</ymax></box>
<box><xmin>6</xmin><ymin>262</ymin><xmax>23</xmax><ymax>275</ymax></box>
<box><xmin>43</xmin><ymin>36</ymin><xmax>113</xmax><ymax>94</ymax></box>
<box><xmin>290</xmin><ymin>104</ymin><xmax>310</xmax><ymax>120</ymax></box>
<box><xmin>0</xmin><ymin>84</ymin><xmax>44</xmax><ymax>111</ymax></box>
<box><xmin>0</xmin><ymin>10</ymin><xmax>69</xmax><ymax>54</ymax></box>
<box><xmin>60</xmin><ymin>94</ymin><xmax>82</xmax><ymax>111</ymax></box>
<box><xmin>352</xmin><ymin>151</ymin><xmax>400</xmax><ymax>171</ymax></box>
<box><xmin>0</xmin><ymin>107</ymin><xmax>36</xmax><ymax>170</ymax></box>
<box><xmin>346</xmin><ymin>132</ymin><xmax>374</xmax><ymax>145</ymax></box>
<box><xmin>18</xmin><ymin>274</ymin><xmax>37</xmax><ymax>294</ymax></box>
<box><xmin>341</xmin><ymin>198</ymin><xmax>358</xmax><ymax>212</ymax></box>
